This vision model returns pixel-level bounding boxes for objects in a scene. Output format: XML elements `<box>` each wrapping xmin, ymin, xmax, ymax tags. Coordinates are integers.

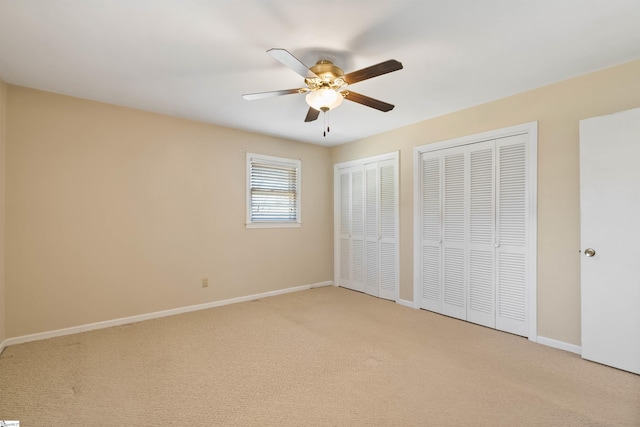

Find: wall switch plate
<box><xmin>202</xmin><ymin>278</ymin><xmax>208</xmax><ymax>288</ymax></box>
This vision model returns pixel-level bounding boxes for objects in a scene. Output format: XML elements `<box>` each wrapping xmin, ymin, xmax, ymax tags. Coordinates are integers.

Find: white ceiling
<box><xmin>1</xmin><ymin>1</ymin><xmax>639</xmax><ymax>146</ymax></box>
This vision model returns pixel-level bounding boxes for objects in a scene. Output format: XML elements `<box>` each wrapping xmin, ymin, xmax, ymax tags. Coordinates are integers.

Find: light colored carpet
<box><xmin>1</xmin><ymin>286</ymin><xmax>639</xmax><ymax>426</ymax></box>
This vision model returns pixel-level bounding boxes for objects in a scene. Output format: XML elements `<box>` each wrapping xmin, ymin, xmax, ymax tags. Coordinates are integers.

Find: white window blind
<box><xmin>246</xmin><ymin>153</ymin><xmax>301</xmax><ymax>228</ymax></box>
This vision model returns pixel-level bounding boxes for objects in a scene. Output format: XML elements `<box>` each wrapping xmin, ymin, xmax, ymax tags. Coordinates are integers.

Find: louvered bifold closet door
<box><xmin>442</xmin><ymin>147</ymin><xmax>468</xmax><ymax>320</ymax></box>
<box><xmin>467</xmin><ymin>141</ymin><xmax>496</xmax><ymax>328</ymax></box>
<box><xmin>350</xmin><ymin>167</ymin><xmax>365</xmax><ymax>292</ymax></box>
<box><xmin>495</xmin><ymin>134</ymin><xmax>528</xmax><ymax>336</ymax></box>
<box><xmin>378</xmin><ymin>159</ymin><xmax>398</xmax><ymax>301</ymax></box>
<box><xmin>364</xmin><ymin>163</ymin><xmax>379</xmax><ymax>297</ymax></box>
<box><xmin>336</xmin><ymin>154</ymin><xmax>399</xmax><ymax>301</ymax></box>
<box><xmin>338</xmin><ymin>170</ymin><xmax>352</xmax><ymax>288</ymax></box>
<box><xmin>419</xmin><ymin>152</ymin><xmax>442</xmax><ymax>312</ymax></box>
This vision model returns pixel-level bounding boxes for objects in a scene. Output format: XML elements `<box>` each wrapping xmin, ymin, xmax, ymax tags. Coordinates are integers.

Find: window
<box><xmin>246</xmin><ymin>153</ymin><xmax>301</xmax><ymax>228</ymax></box>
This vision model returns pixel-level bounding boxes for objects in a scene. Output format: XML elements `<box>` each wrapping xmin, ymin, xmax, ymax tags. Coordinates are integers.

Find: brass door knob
<box><xmin>584</xmin><ymin>248</ymin><xmax>596</xmax><ymax>257</ymax></box>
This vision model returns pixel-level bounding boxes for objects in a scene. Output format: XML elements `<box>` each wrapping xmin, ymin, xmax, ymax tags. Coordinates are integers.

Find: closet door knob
<box><xmin>584</xmin><ymin>248</ymin><xmax>596</xmax><ymax>257</ymax></box>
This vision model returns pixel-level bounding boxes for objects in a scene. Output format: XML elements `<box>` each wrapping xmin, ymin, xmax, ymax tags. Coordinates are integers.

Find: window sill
<box><xmin>245</xmin><ymin>222</ymin><xmax>302</xmax><ymax>229</ymax></box>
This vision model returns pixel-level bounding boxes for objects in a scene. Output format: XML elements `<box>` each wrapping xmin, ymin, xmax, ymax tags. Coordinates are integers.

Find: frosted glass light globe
<box><xmin>306</xmin><ymin>88</ymin><xmax>344</xmax><ymax>111</ymax></box>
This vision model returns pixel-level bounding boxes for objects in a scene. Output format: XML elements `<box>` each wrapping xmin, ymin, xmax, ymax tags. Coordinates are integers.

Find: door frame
<box><xmin>413</xmin><ymin>122</ymin><xmax>538</xmax><ymax>341</ymax></box>
<box><xmin>334</xmin><ymin>151</ymin><xmax>400</xmax><ymax>301</ymax></box>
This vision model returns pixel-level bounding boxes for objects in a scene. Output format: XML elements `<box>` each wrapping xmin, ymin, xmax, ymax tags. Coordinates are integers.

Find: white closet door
<box><xmin>338</xmin><ymin>170</ymin><xmax>351</xmax><ymax>288</ymax></box>
<box><xmin>415</xmin><ymin>123</ymin><xmax>535</xmax><ymax>339</ymax></box>
<box><xmin>364</xmin><ymin>163</ymin><xmax>379</xmax><ymax>297</ymax></box>
<box><xmin>378</xmin><ymin>158</ymin><xmax>398</xmax><ymax>301</ymax></box>
<box><xmin>336</xmin><ymin>152</ymin><xmax>399</xmax><ymax>301</ymax></box>
<box><xmin>495</xmin><ymin>134</ymin><xmax>528</xmax><ymax>336</ymax></box>
<box><xmin>467</xmin><ymin>141</ymin><xmax>496</xmax><ymax>328</ymax></box>
<box><xmin>350</xmin><ymin>167</ymin><xmax>365</xmax><ymax>292</ymax></box>
<box><xmin>442</xmin><ymin>148</ymin><xmax>467</xmax><ymax>320</ymax></box>
<box><xmin>419</xmin><ymin>152</ymin><xmax>442</xmax><ymax>312</ymax></box>
<box><xmin>337</xmin><ymin>166</ymin><xmax>364</xmax><ymax>292</ymax></box>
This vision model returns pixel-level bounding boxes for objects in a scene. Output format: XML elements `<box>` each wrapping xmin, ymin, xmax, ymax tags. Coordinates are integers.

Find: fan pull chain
<box><xmin>325</xmin><ymin>111</ymin><xmax>328</xmax><ymax>137</ymax></box>
<box><xmin>319</xmin><ymin>107</ymin><xmax>331</xmax><ymax>137</ymax></box>
<box><xmin>322</xmin><ymin>108</ymin><xmax>330</xmax><ymax>137</ymax></box>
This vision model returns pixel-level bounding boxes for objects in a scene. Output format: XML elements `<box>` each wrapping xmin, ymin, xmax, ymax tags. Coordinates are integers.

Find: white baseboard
<box><xmin>1</xmin><ymin>281</ymin><xmax>333</xmax><ymax>350</ymax></box>
<box><xmin>309</xmin><ymin>281</ymin><xmax>333</xmax><ymax>289</ymax></box>
<box><xmin>396</xmin><ymin>299</ymin><xmax>417</xmax><ymax>309</ymax></box>
<box><xmin>537</xmin><ymin>335</ymin><xmax>582</xmax><ymax>355</ymax></box>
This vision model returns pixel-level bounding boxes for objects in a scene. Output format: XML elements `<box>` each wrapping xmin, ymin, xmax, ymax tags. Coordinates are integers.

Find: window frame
<box><xmin>246</xmin><ymin>153</ymin><xmax>302</xmax><ymax>229</ymax></box>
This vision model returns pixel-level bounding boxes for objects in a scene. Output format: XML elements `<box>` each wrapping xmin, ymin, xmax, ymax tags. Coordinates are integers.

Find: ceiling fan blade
<box><xmin>304</xmin><ymin>107</ymin><xmax>320</xmax><ymax>122</ymax></box>
<box><xmin>267</xmin><ymin>48</ymin><xmax>318</xmax><ymax>79</ymax></box>
<box><xmin>242</xmin><ymin>88</ymin><xmax>305</xmax><ymax>101</ymax></box>
<box><xmin>344</xmin><ymin>91</ymin><xmax>395</xmax><ymax>112</ymax></box>
<box><xmin>343</xmin><ymin>59</ymin><xmax>403</xmax><ymax>85</ymax></box>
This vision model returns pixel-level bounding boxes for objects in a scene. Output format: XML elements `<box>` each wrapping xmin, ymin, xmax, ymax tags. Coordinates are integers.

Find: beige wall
<box><xmin>331</xmin><ymin>59</ymin><xmax>640</xmax><ymax>346</ymax></box>
<box><xmin>5</xmin><ymin>86</ymin><xmax>334</xmax><ymax>337</ymax></box>
<box><xmin>0</xmin><ymin>79</ymin><xmax>6</xmax><ymax>345</ymax></box>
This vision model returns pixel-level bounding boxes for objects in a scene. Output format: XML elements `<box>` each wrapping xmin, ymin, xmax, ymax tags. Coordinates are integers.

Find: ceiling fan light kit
<box><xmin>242</xmin><ymin>48</ymin><xmax>403</xmax><ymax>135</ymax></box>
<box><xmin>305</xmin><ymin>87</ymin><xmax>344</xmax><ymax>111</ymax></box>
<box><xmin>304</xmin><ymin>59</ymin><xmax>347</xmax><ymax>112</ymax></box>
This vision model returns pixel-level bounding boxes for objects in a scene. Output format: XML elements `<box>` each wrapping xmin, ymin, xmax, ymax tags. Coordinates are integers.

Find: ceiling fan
<box><xmin>242</xmin><ymin>48</ymin><xmax>403</xmax><ymax>135</ymax></box>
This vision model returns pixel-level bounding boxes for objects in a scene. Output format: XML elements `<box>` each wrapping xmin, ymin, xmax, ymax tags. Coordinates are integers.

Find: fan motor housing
<box><xmin>311</xmin><ymin>60</ymin><xmax>343</xmax><ymax>79</ymax></box>
<box><xmin>306</xmin><ymin>60</ymin><xmax>346</xmax><ymax>90</ymax></box>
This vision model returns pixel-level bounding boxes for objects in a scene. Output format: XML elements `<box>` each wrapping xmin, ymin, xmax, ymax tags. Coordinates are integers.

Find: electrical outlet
<box><xmin>202</xmin><ymin>278</ymin><xmax>208</xmax><ymax>288</ymax></box>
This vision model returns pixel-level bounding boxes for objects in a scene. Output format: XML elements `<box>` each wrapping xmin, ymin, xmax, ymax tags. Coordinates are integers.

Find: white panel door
<box><xmin>441</xmin><ymin>148</ymin><xmax>467</xmax><ymax>320</ymax></box>
<box><xmin>580</xmin><ymin>107</ymin><xmax>640</xmax><ymax>375</ymax></box>
<box><xmin>495</xmin><ymin>135</ymin><xmax>529</xmax><ymax>336</ymax></box>
<box><xmin>378</xmin><ymin>159</ymin><xmax>398</xmax><ymax>301</ymax></box>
